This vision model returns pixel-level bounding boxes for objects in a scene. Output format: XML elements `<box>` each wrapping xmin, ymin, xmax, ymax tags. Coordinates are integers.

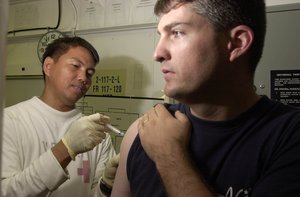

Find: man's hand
<box><xmin>100</xmin><ymin>154</ymin><xmax>120</xmax><ymax>196</ymax></box>
<box><xmin>102</xmin><ymin>153</ymin><xmax>120</xmax><ymax>187</ymax></box>
<box><xmin>62</xmin><ymin>113</ymin><xmax>110</xmax><ymax>160</ymax></box>
<box><xmin>138</xmin><ymin>105</ymin><xmax>213</xmax><ymax>197</ymax></box>
<box><xmin>138</xmin><ymin>104</ymin><xmax>191</xmax><ymax>163</ymax></box>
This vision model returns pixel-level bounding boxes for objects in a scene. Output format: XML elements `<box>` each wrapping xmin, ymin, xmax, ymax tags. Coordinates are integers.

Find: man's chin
<box><xmin>69</xmin><ymin>94</ymin><xmax>83</xmax><ymax>104</ymax></box>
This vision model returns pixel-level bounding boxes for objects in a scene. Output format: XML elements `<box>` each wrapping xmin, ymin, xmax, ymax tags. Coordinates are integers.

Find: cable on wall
<box><xmin>69</xmin><ymin>0</ymin><xmax>78</xmax><ymax>36</ymax></box>
<box><xmin>7</xmin><ymin>0</ymin><xmax>62</xmax><ymax>35</ymax></box>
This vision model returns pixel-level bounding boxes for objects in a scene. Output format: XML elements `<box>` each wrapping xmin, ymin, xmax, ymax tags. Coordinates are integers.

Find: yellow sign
<box><xmin>87</xmin><ymin>69</ymin><xmax>126</xmax><ymax>96</ymax></box>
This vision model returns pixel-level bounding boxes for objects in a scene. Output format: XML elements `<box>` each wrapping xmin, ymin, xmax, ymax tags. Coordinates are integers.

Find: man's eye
<box><xmin>173</xmin><ymin>31</ymin><xmax>183</xmax><ymax>37</ymax></box>
<box><xmin>87</xmin><ymin>69</ymin><xmax>95</xmax><ymax>77</ymax></box>
<box><xmin>72</xmin><ymin>64</ymin><xmax>80</xmax><ymax>68</ymax></box>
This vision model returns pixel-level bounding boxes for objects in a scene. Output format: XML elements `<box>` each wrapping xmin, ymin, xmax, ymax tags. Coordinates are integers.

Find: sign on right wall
<box><xmin>254</xmin><ymin>3</ymin><xmax>300</xmax><ymax>107</ymax></box>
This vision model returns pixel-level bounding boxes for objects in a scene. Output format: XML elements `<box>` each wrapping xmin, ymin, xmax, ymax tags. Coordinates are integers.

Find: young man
<box><xmin>2</xmin><ymin>36</ymin><xmax>116</xmax><ymax>196</ymax></box>
<box><xmin>112</xmin><ymin>0</ymin><xmax>300</xmax><ymax>196</ymax></box>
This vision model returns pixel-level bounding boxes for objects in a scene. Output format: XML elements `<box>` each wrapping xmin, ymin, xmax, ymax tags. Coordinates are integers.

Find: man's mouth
<box><xmin>73</xmin><ymin>84</ymin><xmax>87</xmax><ymax>94</ymax></box>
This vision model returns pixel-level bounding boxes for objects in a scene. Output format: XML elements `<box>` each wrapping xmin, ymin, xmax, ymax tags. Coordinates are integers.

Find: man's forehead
<box><xmin>157</xmin><ymin>4</ymin><xmax>200</xmax><ymax>30</ymax></box>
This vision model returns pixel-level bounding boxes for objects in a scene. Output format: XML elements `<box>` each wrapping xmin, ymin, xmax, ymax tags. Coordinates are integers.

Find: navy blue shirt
<box><xmin>127</xmin><ymin>96</ymin><xmax>300</xmax><ymax>196</ymax></box>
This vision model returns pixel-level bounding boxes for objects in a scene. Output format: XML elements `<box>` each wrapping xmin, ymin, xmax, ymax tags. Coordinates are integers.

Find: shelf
<box><xmin>7</xmin><ymin>23</ymin><xmax>157</xmax><ymax>43</ymax></box>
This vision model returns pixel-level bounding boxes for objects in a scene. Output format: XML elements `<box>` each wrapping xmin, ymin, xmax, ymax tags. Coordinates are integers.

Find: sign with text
<box><xmin>87</xmin><ymin>69</ymin><xmax>126</xmax><ymax>96</ymax></box>
<box><xmin>271</xmin><ymin>70</ymin><xmax>300</xmax><ymax>107</ymax></box>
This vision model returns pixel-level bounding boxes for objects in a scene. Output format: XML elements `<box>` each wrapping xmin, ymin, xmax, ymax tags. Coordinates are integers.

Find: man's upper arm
<box><xmin>111</xmin><ymin>119</ymin><xmax>140</xmax><ymax>197</ymax></box>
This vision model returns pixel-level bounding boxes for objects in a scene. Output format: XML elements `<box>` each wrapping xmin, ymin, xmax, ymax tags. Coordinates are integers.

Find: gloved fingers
<box><xmin>86</xmin><ymin>113</ymin><xmax>111</xmax><ymax>125</ymax></box>
<box><xmin>87</xmin><ymin>113</ymin><xmax>101</xmax><ymax>122</ymax></box>
<box><xmin>99</xmin><ymin>114</ymin><xmax>111</xmax><ymax>124</ymax></box>
<box><xmin>104</xmin><ymin>168</ymin><xmax>118</xmax><ymax>178</ymax></box>
<box><xmin>92</xmin><ymin>122</ymin><xmax>110</xmax><ymax>133</ymax></box>
<box><xmin>110</xmin><ymin>154</ymin><xmax>120</xmax><ymax>167</ymax></box>
<box><xmin>95</xmin><ymin>130</ymin><xmax>107</xmax><ymax>139</ymax></box>
<box><xmin>87</xmin><ymin>126</ymin><xmax>106</xmax><ymax>139</ymax></box>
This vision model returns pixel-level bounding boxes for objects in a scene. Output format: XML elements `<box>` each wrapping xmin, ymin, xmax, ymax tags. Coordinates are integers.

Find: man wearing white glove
<box><xmin>2</xmin><ymin>36</ymin><xmax>116</xmax><ymax>197</ymax></box>
<box><xmin>99</xmin><ymin>154</ymin><xmax>120</xmax><ymax>196</ymax></box>
<box><xmin>62</xmin><ymin>113</ymin><xmax>110</xmax><ymax>161</ymax></box>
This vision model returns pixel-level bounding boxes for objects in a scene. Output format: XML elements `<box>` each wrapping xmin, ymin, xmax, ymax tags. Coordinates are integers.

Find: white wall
<box><xmin>267</xmin><ymin>0</ymin><xmax>300</xmax><ymax>6</ymax></box>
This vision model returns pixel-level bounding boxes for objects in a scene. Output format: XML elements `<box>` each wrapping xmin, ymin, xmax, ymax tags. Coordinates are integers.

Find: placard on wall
<box><xmin>271</xmin><ymin>70</ymin><xmax>300</xmax><ymax>107</ymax></box>
<box><xmin>254</xmin><ymin>3</ymin><xmax>300</xmax><ymax>100</ymax></box>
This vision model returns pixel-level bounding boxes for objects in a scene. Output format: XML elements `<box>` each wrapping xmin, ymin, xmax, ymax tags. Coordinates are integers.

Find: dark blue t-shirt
<box><xmin>127</xmin><ymin>96</ymin><xmax>300</xmax><ymax>196</ymax></box>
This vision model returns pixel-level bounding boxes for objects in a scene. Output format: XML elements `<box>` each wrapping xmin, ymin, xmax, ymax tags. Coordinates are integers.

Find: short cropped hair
<box><xmin>42</xmin><ymin>36</ymin><xmax>99</xmax><ymax>64</ymax></box>
<box><xmin>41</xmin><ymin>36</ymin><xmax>99</xmax><ymax>79</ymax></box>
<box><xmin>154</xmin><ymin>0</ymin><xmax>266</xmax><ymax>74</ymax></box>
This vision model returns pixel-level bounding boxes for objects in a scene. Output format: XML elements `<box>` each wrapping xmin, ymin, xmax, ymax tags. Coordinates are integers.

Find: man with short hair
<box><xmin>2</xmin><ymin>36</ymin><xmax>116</xmax><ymax>197</ymax></box>
<box><xmin>112</xmin><ymin>0</ymin><xmax>300</xmax><ymax>196</ymax></box>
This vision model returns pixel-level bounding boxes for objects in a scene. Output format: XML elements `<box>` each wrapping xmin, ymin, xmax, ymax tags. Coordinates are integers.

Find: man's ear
<box><xmin>227</xmin><ymin>25</ymin><xmax>254</xmax><ymax>62</ymax></box>
<box><xmin>43</xmin><ymin>57</ymin><xmax>54</xmax><ymax>77</ymax></box>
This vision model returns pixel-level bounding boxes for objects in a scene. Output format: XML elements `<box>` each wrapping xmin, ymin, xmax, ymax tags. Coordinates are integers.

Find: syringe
<box><xmin>106</xmin><ymin>123</ymin><xmax>124</xmax><ymax>136</ymax></box>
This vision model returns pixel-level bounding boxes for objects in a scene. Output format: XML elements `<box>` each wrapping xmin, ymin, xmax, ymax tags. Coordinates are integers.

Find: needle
<box><xmin>106</xmin><ymin>123</ymin><xmax>124</xmax><ymax>136</ymax></box>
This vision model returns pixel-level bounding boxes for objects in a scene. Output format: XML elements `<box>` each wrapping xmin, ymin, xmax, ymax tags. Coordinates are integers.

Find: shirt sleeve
<box><xmin>1</xmin><ymin>111</ymin><xmax>69</xmax><ymax>197</ymax></box>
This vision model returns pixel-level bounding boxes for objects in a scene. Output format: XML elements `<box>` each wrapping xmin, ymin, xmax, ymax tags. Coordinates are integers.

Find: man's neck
<box><xmin>189</xmin><ymin>92</ymin><xmax>261</xmax><ymax>121</ymax></box>
<box><xmin>39</xmin><ymin>93</ymin><xmax>75</xmax><ymax>112</ymax></box>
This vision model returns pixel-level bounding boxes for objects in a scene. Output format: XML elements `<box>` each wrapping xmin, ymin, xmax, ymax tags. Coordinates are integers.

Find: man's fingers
<box><xmin>155</xmin><ymin>103</ymin><xmax>174</xmax><ymax>117</ymax></box>
<box><xmin>86</xmin><ymin>113</ymin><xmax>111</xmax><ymax>125</ymax></box>
<box><xmin>174</xmin><ymin>111</ymin><xmax>188</xmax><ymax>122</ymax></box>
<box><xmin>100</xmin><ymin>114</ymin><xmax>111</xmax><ymax>124</ymax></box>
<box><xmin>87</xmin><ymin>113</ymin><xmax>101</xmax><ymax>122</ymax></box>
<box><xmin>110</xmin><ymin>154</ymin><xmax>120</xmax><ymax>167</ymax></box>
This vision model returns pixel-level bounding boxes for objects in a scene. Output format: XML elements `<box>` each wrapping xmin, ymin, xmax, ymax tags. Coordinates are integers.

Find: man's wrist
<box><xmin>100</xmin><ymin>177</ymin><xmax>112</xmax><ymax>196</ymax></box>
<box><xmin>51</xmin><ymin>140</ymin><xmax>72</xmax><ymax>169</ymax></box>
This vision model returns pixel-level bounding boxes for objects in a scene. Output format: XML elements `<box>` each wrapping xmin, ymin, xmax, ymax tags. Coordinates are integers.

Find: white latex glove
<box><xmin>102</xmin><ymin>153</ymin><xmax>120</xmax><ymax>188</ymax></box>
<box><xmin>62</xmin><ymin>113</ymin><xmax>110</xmax><ymax>160</ymax></box>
